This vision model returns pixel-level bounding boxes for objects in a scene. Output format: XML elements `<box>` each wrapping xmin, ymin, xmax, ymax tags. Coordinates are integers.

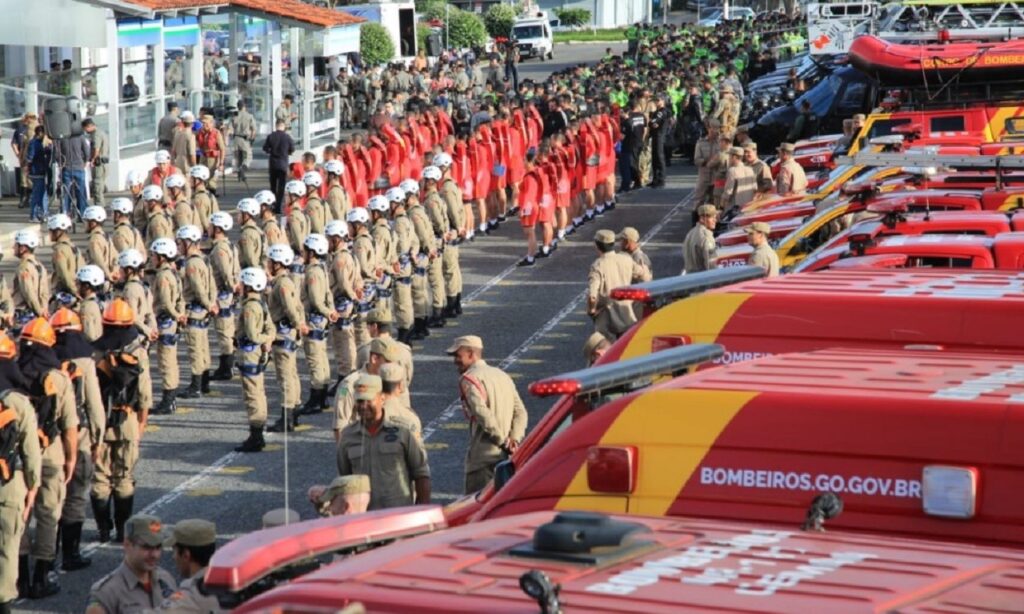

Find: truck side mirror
<box><xmin>493</xmin><ymin>459</ymin><xmax>515</xmax><ymax>492</ymax></box>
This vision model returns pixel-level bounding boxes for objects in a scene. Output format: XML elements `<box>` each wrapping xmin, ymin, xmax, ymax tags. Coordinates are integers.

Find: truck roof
<box><xmin>234</xmin><ymin>511</ymin><xmax>1024</xmax><ymax>613</ymax></box>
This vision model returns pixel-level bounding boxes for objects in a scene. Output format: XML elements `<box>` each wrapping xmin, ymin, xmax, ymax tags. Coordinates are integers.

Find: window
<box><xmin>907</xmin><ymin>256</ymin><xmax>975</xmax><ymax>268</ymax></box>
<box><xmin>797</xmin><ymin>73</ymin><xmax>843</xmax><ymax>117</ymax></box>
<box><xmin>931</xmin><ymin>116</ymin><xmax>966</xmax><ymax>132</ymax></box>
<box><xmin>513</xmin><ymin>25</ymin><xmax>544</xmax><ymax>39</ymax></box>
<box><xmin>837</xmin><ymin>82</ymin><xmax>868</xmax><ymax>114</ymax></box>
<box><xmin>867</xmin><ymin>117</ymin><xmax>912</xmax><ymax>139</ymax></box>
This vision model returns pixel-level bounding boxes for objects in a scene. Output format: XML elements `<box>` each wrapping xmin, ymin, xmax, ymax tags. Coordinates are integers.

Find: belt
<box><xmin>216</xmin><ymin>308</ymin><xmax>235</xmax><ymax>318</ymax></box>
<box><xmin>334</xmin><ymin>317</ymin><xmax>354</xmax><ymax>330</ymax></box>
<box><xmin>396</xmin><ymin>276</ymin><xmax>413</xmax><ymax>285</ymax></box>
<box><xmin>187</xmin><ymin>303</ymin><xmax>208</xmax><ymax>314</ymax></box>
<box><xmin>14</xmin><ymin>309</ymin><xmax>36</xmax><ymax>325</ymax></box>
<box><xmin>238</xmin><ymin>341</ymin><xmax>260</xmax><ymax>353</ymax></box>
<box><xmin>276</xmin><ymin>322</ymin><xmax>293</xmax><ymax>335</ymax></box>
<box><xmin>239</xmin><ymin>363</ymin><xmax>265</xmax><ymax>377</ymax></box>
<box><xmin>187</xmin><ymin>319</ymin><xmax>210</xmax><ymax>329</ymax></box>
<box><xmin>398</xmin><ymin>253</ymin><xmax>412</xmax><ymax>266</ymax></box>
<box><xmin>159</xmin><ymin>333</ymin><xmax>178</xmax><ymax>346</ymax></box>
<box><xmin>414</xmin><ymin>267</ymin><xmax>427</xmax><ymax>276</ymax></box>
<box><xmin>157</xmin><ymin>315</ymin><xmax>176</xmax><ymax>330</ymax></box>
<box><xmin>272</xmin><ymin>339</ymin><xmax>298</xmax><ymax>352</ymax></box>
<box><xmin>307</xmin><ymin>329</ymin><xmax>328</xmax><ymax>341</ymax></box>
<box><xmin>377</xmin><ymin>285</ymin><xmax>393</xmax><ymax>299</ymax></box>
<box><xmin>290</xmin><ymin>264</ymin><xmax>305</xmax><ymax>275</ymax></box>
<box><xmin>309</xmin><ymin>313</ymin><xmax>328</xmax><ymax>326</ymax></box>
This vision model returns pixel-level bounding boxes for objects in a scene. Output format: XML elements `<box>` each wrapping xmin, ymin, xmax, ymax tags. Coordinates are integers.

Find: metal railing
<box><xmin>304</xmin><ymin>91</ymin><xmax>340</xmax><ymax>145</ymax></box>
<box><xmin>118</xmin><ymin>94</ymin><xmax>175</xmax><ymax>149</ymax></box>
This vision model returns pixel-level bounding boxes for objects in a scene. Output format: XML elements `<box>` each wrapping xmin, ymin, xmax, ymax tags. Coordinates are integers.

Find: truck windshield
<box><xmin>514</xmin><ymin>25</ymin><xmax>544</xmax><ymax>39</ymax></box>
<box><xmin>796</xmin><ymin>72</ymin><xmax>843</xmax><ymax>117</ymax></box>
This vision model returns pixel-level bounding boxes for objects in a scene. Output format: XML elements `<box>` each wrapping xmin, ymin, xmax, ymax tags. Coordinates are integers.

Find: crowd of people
<box><xmin>0</xmin><ymin>11</ymin><xmax>809</xmax><ymax>612</ymax></box>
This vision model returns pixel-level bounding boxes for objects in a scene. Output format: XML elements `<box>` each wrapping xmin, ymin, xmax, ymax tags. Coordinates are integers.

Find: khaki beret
<box><xmin>125</xmin><ymin>514</ymin><xmax>164</xmax><ymax>547</ymax></box>
<box><xmin>595</xmin><ymin>229</ymin><xmax>616</xmax><ymax>244</ymax></box>
<box><xmin>583</xmin><ymin>332</ymin><xmax>610</xmax><ymax>362</ymax></box>
<box><xmin>366</xmin><ymin>309</ymin><xmax>393</xmax><ymax>325</ymax></box>
<box><xmin>368</xmin><ymin>338</ymin><xmax>398</xmax><ymax>362</ymax></box>
<box><xmin>354</xmin><ymin>374</ymin><xmax>383</xmax><ymax>401</ymax></box>
<box><xmin>745</xmin><ymin>221</ymin><xmax>771</xmax><ymax>235</ymax></box>
<box><xmin>380</xmin><ymin>362</ymin><xmax>405</xmax><ymax>383</ymax></box>
<box><xmin>262</xmin><ymin>508</ymin><xmax>299</xmax><ymax>529</ymax></box>
<box><xmin>446</xmin><ymin>334</ymin><xmax>484</xmax><ymax>354</ymax></box>
<box><xmin>320</xmin><ymin>475</ymin><xmax>371</xmax><ymax>503</ymax></box>
<box><xmin>728</xmin><ymin>146</ymin><xmax>744</xmax><ymax>156</ymax></box>
<box><xmin>165</xmin><ymin>519</ymin><xmax>216</xmax><ymax>548</ymax></box>
<box><xmin>618</xmin><ymin>227</ymin><xmax>640</xmax><ymax>242</ymax></box>
<box><xmin>697</xmin><ymin>204</ymin><xmax>718</xmax><ymax>217</ymax></box>
<box><xmin>743</xmin><ymin>142</ymin><xmax>758</xmax><ymax>152</ymax></box>
<box><xmin>777</xmin><ymin>142</ymin><xmax>796</xmax><ymax>153</ymax></box>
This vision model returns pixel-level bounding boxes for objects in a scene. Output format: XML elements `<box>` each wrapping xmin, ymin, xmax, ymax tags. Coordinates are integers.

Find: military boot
<box><xmin>178</xmin><ymin>374</ymin><xmax>203</xmax><ymax>399</ymax></box>
<box><xmin>151</xmin><ymin>389</ymin><xmax>177</xmax><ymax>415</ymax></box>
<box><xmin>268</xmin><ymin>407</ymin><xmax>297</xmax><ymax>433</ymax></box>
<box><xmin>443</xmin><ymin>296</ymin><xmax>458</xmax><ymax>319</ymax></box>
<box><xmin>113</xmin><ymin>495</ymin><xmax>134</xmax><ymax>543</ymax></box>
<box><xmin>297</xmin><ymin>388</ymin><xmax>326</xmax><ymax>416</ymax></box>
<box><xmin>201</xmin><ymin>370</ymin><xmax>212</xmax><ymax>394</ymax></box>
<box><xmin>60</xmin><ymin>521</ymin><xmax>91</xmax><ymax>571</ymax></box>
<box><xmin>210</xmin><ymin>354</ymin><xmax>234</xmax><ymax>380</ymax></box>
<box><xmin>17</xmin><ymin>555</ymin><xmax>30</xmax><ymax>598</ymax></box>
<box><xmin>28</xmin><ymin>559</ymin><xmax>59</xmax><ymax>599</ymax></box>
<box><xmin>397</xmin><ymin>327</ymin><xmax>412</xmax><ymax>344</ymax></box>
<box><xmin>409</xmin><ymin>318</ymin><xmax>428</xmax><ymax>340</ymax></box>
<box><xmin>235</xmin><ymin>425</ymin><xmax>265</xmax><ymax>452</ymax></box>
<box><xmin>428</xmin><ymin>308</ymin><xmax>446</xmax><ymax>328</ymax></box>
<box><xmin>455</xmin><ymin>292</ymin><xmax>464</xmax><ymax>315</ymax></box>
<box><xmin>91</xmin><ymin>495</ymin><xmax>113</xmax><ymax>542</ymax></box>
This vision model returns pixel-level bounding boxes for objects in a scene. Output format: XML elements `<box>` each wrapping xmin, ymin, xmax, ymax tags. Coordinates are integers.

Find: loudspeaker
<box><xmin>427</xmin><ymin>33</ymin><xmax>442</xmax><ymax>57</ymax></box>
<box><xmin>43</xmin><ymin>97</ymin><xmax>82</xmax><ymax>140</ymax></box>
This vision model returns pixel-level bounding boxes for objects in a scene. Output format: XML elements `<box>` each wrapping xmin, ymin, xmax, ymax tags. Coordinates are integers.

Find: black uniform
<box><xmin>649</xmin><ymin>104</ymin><xmax>670</xmax><ymax>186</ymax></box>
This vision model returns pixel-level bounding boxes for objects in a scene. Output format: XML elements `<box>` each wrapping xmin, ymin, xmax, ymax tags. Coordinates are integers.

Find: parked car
<box><xmin>698</xmin><ymin>6</ymin><xmax>755</xmax><ymax>26</ymax></box>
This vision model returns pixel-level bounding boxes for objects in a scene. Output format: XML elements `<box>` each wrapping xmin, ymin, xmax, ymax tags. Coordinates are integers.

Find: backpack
<box><xmin>32</xmin><ymin>371</ymin><xmax>64</xmax><ymax>449</ymax></box>
<box><xmin>0</xmin><ymin>391</ymin><xmax>20</xmax><ymax>485</ymax></box>
<box><xmin>96</xmin><ymin>344</ymin><xmax>142</xmax><ymax>430</ymax></box>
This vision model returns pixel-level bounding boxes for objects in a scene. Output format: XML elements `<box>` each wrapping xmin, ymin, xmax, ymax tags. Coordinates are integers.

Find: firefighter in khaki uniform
<box><xmin>188</xmin><ymin>165</ymin><xmax>218</xmax><ymax>233</ymax></box>
<box><xmin>85</xmin><ymin>514</ymin><xmax>177</xmax><ymax>614</ymax></box>
<box><xmin>208</xmin><ymin>212</ymin><xmax>241</xmax><ymax>381</ymax></box>
<box><xmin>348</xmin><ymin>208</ymin><xmax>378</xmax><ymax>348</ymax></box>
<box><xmin>298</xmin><ymin>234</ymin><xmax>337</xmax><ymax>416</ymax></box>
<box><xmin>150</xmin><ymin>238</ymin><xmax>185</xmax><ymax>415</ymax></box>
<box><xmin>304</xmin><ymin>172</ymin><xmax>330</xmax><ymax>235</ymax></box>
<box><xmin>694</xmin><ymin>119</ymin><xmax>721</xmax><ymax>205</ymax></box>
<box><xmin>155</xmin><ymin>519</ymin><xmax>221</xmax><ymax>612</ymax></box>
<box><xmin>83</xmin><ymin>207</ymin><xmax>118</xmax><ymax>283</ymax></box>
<box><xmin>18</xmin><ymin>317</ymin><xmax>78</xmax><ymax>599</ymax></box>
<box><xmin>775</xmin><ymin>143</ymin><xmax>808</xmax><ymax>197</ymax></box>
<box><xmin>110</xmin><ymin>198</ymin><xmax>147</xmax><ymax>260</ymax></box>
<box><xmin>356</xmin><ymin>311</ymin><xmax>414</xmax><ymax>409</ymax></box>
<box><xmin>370</xmin><ymin>194</ymin><xmax>397</xmax><ymax>318</ymax></box>
<box><xmin>586</xmin><ymin>230</ymin><xmax>650</xmax><ymax>341</ymax></box>
<box><xmin>143</xmin><ymin>186</ymin><xmax>174</xmax><ymax>244</ymax></box>
<box><xmin>0</xmin><ymin>333</ymin><xmax>42</xmax><ymax>610</ymax></box>
<box><xmin>324</xmin><ymin>160</ymin><xmax>350</xmax><ymax>223</ymax></box>
<box><xmin>332</xmin><ymin>338</ymin><xmax>393</xmax><ymax>433</ymax></box>
<box><xmin>380</xmin><ymin>363</ymin><xmax>421</xmax><ymax>438</ymax></box>
<box><xmin>76</xmin><ymin>267</ymin><xmax>106</xmax><ymax>342</ymax></box>
<box><xmin>406</xmin><ymin>173</ymin><xmax>438</xmax><ymax>341</ymax></box>
<box><xmin>234</xmin><ymin>268</ymin><xmax>274</xmax><ymax>453</ymax></box>
<box><xmin>391</xmin><ymin>179</ymin><xmax>421</xmax><ymax>343</ymax></box>
<box><xmin>745</xmin><ymin>222</ymin><xmax>780</xmax><ymax>277</ymax></box>
<box><xmin>682</xmin><ymin>205</ymin><xmax>719</xmax><ymax>273</ymax></box>
<box><xmin>285</xmin><ymin>180</ymin><xmax>311</xmax><ymax>255</ymax></box>
<box><xmin>419</xmin><ymin>169</ymin><xmax>449</xmax><ymax>328</ymax></box>
<box><xmin>336</xmin><ymin>374</ymin><xmax>431</xmax><ymax>511</ymax></box>
<box><xmin>47</xmin><ymin>214</ymin><xmax>85</xmax><ymax>302</ymax></box>
<box><xmin>12</xmin><ymin>230</ymin><xmax>50</xmax><ymax>335</ymax></box>
<box><xmin>260</xmin><ymin>191</ymin><xmax>288</xmax><ymax>250</ymax></box>
<box><xmin>115</xmin><ymin>250</ymin><xmax>156</xmax><ymax>420</ymax></box>
<box><xmin>266</xmin><ymin>244</ymin><xmax>308</xmax><ymax>433</ymax></box>
<box><xmin>236</xmin><ymin>197</ymin><xmax>265</xmax><ymax>270</ymax></box>
<box><xmin>448</xmin><ymin>335</ymin><xmax>528</xmax><ymax>494</ymax></box>
<box><xmin>439</xmin><ymin>159</ymin><xmax>466</xmax><ymax>319</ymax></box>
<box><xmin>176</xmin><ymin>226</ymin><xmax>218</xmax><ymax>400</ymax></box>
<box><xmin>166</xmin><ymin>174</ymin><xmax>197</xmax><ymax>230</ymax></box>
<box><xmin>325</xmin><ymin>220</ymin><xmax>362</xmax><ymax>378</ymax></box>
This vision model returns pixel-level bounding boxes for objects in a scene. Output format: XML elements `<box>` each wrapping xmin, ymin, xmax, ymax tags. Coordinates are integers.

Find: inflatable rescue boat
<box><xmin>850</xmin><ymin>35</ymin><xmax>1024</xmax><ymax>85</ymax></box>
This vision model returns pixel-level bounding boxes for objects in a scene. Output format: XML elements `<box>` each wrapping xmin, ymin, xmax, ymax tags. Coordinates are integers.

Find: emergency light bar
<box><xmin>205</xmin><ymin>505</ymin><xmax>446</xmax><ymax>599</ymax></box>
<box><xmin>610</xmin><ymin>266</ymin><xmax>766</xmax><ymax>309</ymax></box>
<box><xmin>841</xmin><ymin>153</ymin><xmax>1024</xmax><ymax>169</ymax></box>
<box><xmin>831</xmin><ymin>253</ymin><xmax>909</xmax><ymax>269</ymax></box>
<box><xmin>529</xmin><ymin>343</ymin><xmax>724</xmax><ymax>399</ymax></box>
<box><xmin>866</xmin><ymin>199</ymin><xmax>911</xmax><ymax>214</ymax></box>
<box><xmin>869</xmin><ymin>134</ymin><xmax>905</xmax><ymax>147</ymax></box>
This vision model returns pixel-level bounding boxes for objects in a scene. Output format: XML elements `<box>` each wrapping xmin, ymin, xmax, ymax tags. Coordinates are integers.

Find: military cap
<box><xmin>262</xmin><ymin>508</ymin><xmax>299</xmax><ymax>529</ymax></box>
<box><xmin>125</xmin><ymin>514</ymin><xmax>164</xmax><ymax>547</ymax></box>
<box><xmin>368</xmin><ymin>338</ymin><xmax>398</xmax><ymax>362</ymax></box>
<box><xmin>367</xmin><ymin>308</ymin><xmax>393</xmax><ymax>325</ymax></box>
<box><xmin>446</xmin><ymin>335</ymin><xmax>484</xmax><ymax>354</ymax></box>
<box><xmin>618</xmin><ymin>227</ymin><xmax>640</xmax><ymax>242</ymax></box>
<box><xmin>320</xmin><ymin>475</ymin><xmax>371</xmax><ymax>504</ymax></box>
<box><xmin>583</xmin><ymin>332</ymin><xmax>610</xmax><ymax>362</ymax></box>
<box><xmin>777</xmin><ymin>142</ymin><xmax>796</xmax><ymax>153</ymax></box>
<box><xmin>164</xmin><ymin>519</ymin><xmax>216</xmax><ymax>548</ymax></box>
<box><xmin>728</xmin><ymin>146</ymin><xmax>744</xmax><ymax>156</ymax></box>
<box><xmin>354</xmin><ymin>374</ymin><xmax>383</xmax><ymax>401</ymax></box>
<box><xmin>380</xmin><ymin>362</ymin><xmax>405</xmax><ymax>383</ymax></box>
<box><xmin>697</xmin><ymin>204</ymin><xmax>718</xmax><ymax>217</ymax></box>
<box><xmin>595</xmin><ymin>229</ymin><xmax>616</xmax><ymax>244</ymax></box>
<box><xmin>743</xmin><ymin>142</ymin><xmax>758</xmax><ymax>152</ymax></box>
<box><xmin>745</xmin><ymin>221</ymin><xmax>771</xmax><ymax>235</ymax></box>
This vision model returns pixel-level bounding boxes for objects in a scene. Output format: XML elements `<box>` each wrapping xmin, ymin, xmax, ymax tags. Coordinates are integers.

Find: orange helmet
<box><xmin>49</xmin><ymin>307</ymin><xmax>83</xmax><ymax>332</ymax></box>
<box><xmin>102</xmin><ymin>298</ymin><xmax>135</xmax><ymax>327</ymax></box>
<box><xmin>21</xmin><ymin>317</ymin><xmax>56</xmax><ymax>347</ymax></box>
<box><xmin>0</xmin><ymin>332</ymin><xmax>15</xmax><ymax>359</ymax></box>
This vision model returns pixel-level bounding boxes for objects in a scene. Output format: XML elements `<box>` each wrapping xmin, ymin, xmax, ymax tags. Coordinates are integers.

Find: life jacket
<box><xmin>197</xmin><ymin>128</ymin><xmax>222</xmax><ymax>158</ymax></box>
<box><xmin>0</xmin><ymin>391</ymin><xmax>20</xmax><ymax>485</ymax></box>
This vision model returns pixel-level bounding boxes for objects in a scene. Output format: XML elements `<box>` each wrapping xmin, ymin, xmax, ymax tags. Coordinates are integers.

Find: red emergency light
<box><xmin>587</xmin><ymin>446</ymin><xmax>637</xmax><ymax>494</ymax></box>
<box><xmin>610</xmin><ymin>287</ymin><xmax>651</xmax><ymax>302</ymax></box>
<box><xmin>867</xmin><ymin>199</ymin><xmax>912</xmax><ymax>215</ymax></box>
<box><xmin>529</xmin><ymin>379</ymin><xmax>582</xmax><ymax>397</ymax></box>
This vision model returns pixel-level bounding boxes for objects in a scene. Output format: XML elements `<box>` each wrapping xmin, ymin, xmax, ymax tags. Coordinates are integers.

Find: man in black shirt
<box><xmin>543</xmin><ymin>98</ymin><xmax>568</xmax><ymax>138</ymax></box>
<box><xmin>648</xmin><ymin>95</ymin><xmax>670</xmax><ymax>188</ymax></box>
<box><xmin>262</xmin><ymin>120</ymin><xmax>294</xmax><ymax>210</ymax></box>
<box><xmin>621</xmin><ymin>99</ymin><xmax>646</xmax><ymax>191</ymax></box>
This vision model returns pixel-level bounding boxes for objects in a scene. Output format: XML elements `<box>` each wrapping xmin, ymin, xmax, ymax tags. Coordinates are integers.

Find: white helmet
<box><xmin>255</xmin><ymin>190</ymin><xmax>276</xmax><ymax>207</ymax></box>
<box><xmin>150</xmin><ymin>237</ymin><xmax>178</xmax><ymax>260</ymax></box>
<box><xmin>399</xmin><ymin>179</ymin><xmax>420</xmax><ymax>195</ymax></box>
<box><xmin>385</xmin><ymin>188</ymin><xmax>406</xmax><ymax>204</ymax></box>
<box><xmin>240</xmin><ymin>267</ymin><xmax>268</xmax><ymax>292</ymax></box>
<box><xmin>189</xmin><ymin>165</ymin><xmax>211</xmax><ymax>181</ymax></box>
<box><xmin>176</xmin><ymin>225</ymin><xmax>202</xmax><ymax>243</ymax></box>
<box><xmin>126</xmin><ymin>170</ymin><xmax>146</xmax><ymax>188</ymax></box>
<box><xmin>155</xmin><ymin>150</ymin><xmax>172</xmax><ymax>164</ymax></box>
<box><xmin>267</xmin><ymin>243</ymin><xmax>295</xmax><ymax>266</ymax></box>
<box><xmin>285</xmin><ymin>180</ymin><xmax>307</xmax><ymax>197</ymax></box>
<box><xmin>346</xmin><ymin>208</ymin><xmax>370</xmax><ymax>225</ymax></box>
<box><xmin>237</xmin><ymin>198</ymin><xmax>260</xmax><ymax>217</ymax></box>
<box><xmin>118</xmin><ymin>248</ymin><xmax>145</xmax><ymax>269</ymax></box>
<box><xmin>14</xmin><ymin>230</ymin><xmax>40</xmax><ymax>249</ymax></box>
<box><xmin>325</xmin><ymin>219</ymin><xmax>349</xmax><ymax>238</ymax></box>
<box><xmin>76</xmin><ymin>265</ymin><xmax>106</xmax><ymax>288</ymax></box>
<box><xmin>303</xmin><ymin>171</ymin><xmax>323</xmax><ymax>188</ymax></box>
<box><xmin>303</xmin><ymin>233</ymin><xmax>329</xmax><ymax>256</ymax></box>
<box><xmin>324</xmin><ymin>160</ymin><xmax>345</xmax><ymax>176</ymax></box>
<box><xmin>142</xmin><ymin>185</ymin><xmax>164</xmax><ymax>202</ymax></box>
<box><xmin>47</xmin><ymin>213</ymin><xmax>73</xmax><ymax>232</ymax></box>
<box><xmin>422</xmin><ymin>166</ymin><xmax>442</xmax><ymax>182</ymax></box>
<box><xmin>111</xmin><ymin>197</ymin><xmax>134</xmax><ymax>216</ymax></box>
<box><xmin>166</xmin><ymin>174</ymin><xmax>186</xmax><ymax>190</ymax></box>
<box><xmin>83</xmin><ymin>206</ymin><xmax>107</xmax><ymax>223</ymax></box>
<box><xmin>368</xmin><ymin>195</ymin><xmax>391</xmax><ymax>213</ymax></box>
<box><xmin>210</xmin><ymin>211</ymin><xmax>233</xmax><ymax>232</ymax></box>
<box><xmin>433</xmin><ymin>153</ymin><xmax>453</xmax><ymax>168</ymax></box>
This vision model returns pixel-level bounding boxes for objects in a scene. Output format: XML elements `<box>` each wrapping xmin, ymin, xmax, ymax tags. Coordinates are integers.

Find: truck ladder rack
<box><xmin>877</xmin><ymin>0</ymin><xmax>1024</xmax><ymax>41</ymax></box>
<box><xmin>840</xmin><ymin>153</ymin><xmax>1024</xmax><ymax>168</ymax></box>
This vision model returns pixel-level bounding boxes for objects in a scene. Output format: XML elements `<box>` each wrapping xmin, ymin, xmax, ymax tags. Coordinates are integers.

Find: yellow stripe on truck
<box><xmin>619</xmin><ymin>293</ymin><xmax>753</xmax><ymax>361</ymax></box>
<box><xmin>554</xmin><ymin>389</ymin><xmax>756</xmax><ymax>516</ymax></box>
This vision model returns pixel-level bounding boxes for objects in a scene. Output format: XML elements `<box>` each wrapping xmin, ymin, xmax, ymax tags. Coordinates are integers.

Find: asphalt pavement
<box><xmin>10</xmin><ymin>41</ymin><xmax>697</xmax><ymax>613</ymax></box>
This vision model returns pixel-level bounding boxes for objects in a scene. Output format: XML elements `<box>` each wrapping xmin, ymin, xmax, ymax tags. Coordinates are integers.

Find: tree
<box><xmin>484</xmin><ymin>4</ymin><xmax>518</xmax><ymax>38</ymax></box>
<box><xmin>360</xmin><ymin>23</ymin><xmax>395</xmax><ymax>66</ymax></box>
<box><xmin>418</xmin><ymin>0</ymin><xmax>447</xmax><ymax>21</ymax></box>
<box><xmin>447</xmin><ymin>8</ymin><xmax>488</xmax><ymax>49</ymax></box>
<box><xmin>554</xmin><ymin>7</ymin><xmax>592</xmax><ymax>27</ymax></box>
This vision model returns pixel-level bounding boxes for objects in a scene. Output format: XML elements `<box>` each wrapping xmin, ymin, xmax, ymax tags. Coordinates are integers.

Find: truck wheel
<box><xmin>547</xmin><ymin>49</ymin><xmax>554</xmax><ymax>60</ymax></box>
<box><xmin>539</xmin><ymin>53</ymin><xmax>545</xmax><ymax>62</ymax></box>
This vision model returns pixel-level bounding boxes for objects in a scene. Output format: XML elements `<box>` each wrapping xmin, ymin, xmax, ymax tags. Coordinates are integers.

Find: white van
<box><xmin>511</xmin><ymin>18</ymin><xmax>554</xmax><ymax>61</ymax></box>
